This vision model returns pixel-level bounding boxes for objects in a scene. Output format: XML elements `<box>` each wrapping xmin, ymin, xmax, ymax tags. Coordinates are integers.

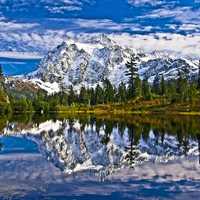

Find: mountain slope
<box><xmin>28</xmin><ymin>35</ymin><xmax>199</xmax><ymax>91</ymax></box>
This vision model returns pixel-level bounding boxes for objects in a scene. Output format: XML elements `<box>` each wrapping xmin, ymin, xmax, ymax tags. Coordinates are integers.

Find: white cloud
<box><xmin>135</xmin><ymin>5</ymin><xmax>200</xmax><ymax>33</ymax></box>
<box><xmin>1</xmin><ymin>27</ymin><xmax>200</xmax><ymax>59</ymax></box>
<box><xmin>0</xmin><ymin>1</ymin><xmax>199</xmax><ymax>59</ymax></box>
<box><xmin>128</xmin><ymin>0</ymin><xmax>163</xmax><ymax>7</ymax></box>
<box><xmin>178</xmin><ymin>24</ymin><xmax>200</xmax><ymax>31</ymax></box>
<box><xmin>0</xmin><ymin>20</ymin><xmax>39</xmax><ymax>31</ymax></box>
<box><xmin>140</xmin><ymin>6</ymin><xmax>200</xmax><ymax>24</ymax></box>
<box><xmin>128</xmin><ymin>0</ymin><xmax>200</xmax><ymax>33</ymax></box>
<box><xmin>138</xmin><ymin>7</ymin><xmax>184</xmax><ymax>19</ymax></box>
<box><xmin>0</xmin><ymin>0</ymin><xmax>95</xmax><ymax>13</ymax></box>
<box><xmin>73</xmin><ymin>18</ymin><xmax>152</xmax><ymax>32</ymax></box>
<box><xmin>174</xmin><ymin>8</ymin><xmax>200</xmax><ymax>24</ymax></box>
<box><xmin>110</xmin><ymin>33</ymin><xmax>200</xmax><ymax>59</ymax></box>
<box><xmin>0</xmin><ymin>16</ymin><xmax>199</xmax><ymax>59</ymax></box>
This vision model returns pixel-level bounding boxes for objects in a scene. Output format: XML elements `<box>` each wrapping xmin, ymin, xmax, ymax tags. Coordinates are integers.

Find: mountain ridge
<box><xmin>26</xmin><ymin>35</ymin><xmax>199</xmax><ymax>93</ymax></box>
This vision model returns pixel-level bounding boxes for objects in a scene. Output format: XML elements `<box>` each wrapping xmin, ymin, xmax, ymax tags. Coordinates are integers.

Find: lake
<box><xmin>0</xmin><ymin>114</ymin><xmax>200</xmax><ymax>200</ymax></box>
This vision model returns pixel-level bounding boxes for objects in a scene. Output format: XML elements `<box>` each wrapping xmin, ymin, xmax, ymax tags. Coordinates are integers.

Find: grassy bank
<box><xmin>55</xmin><ymin>98</ymin><xmax>200</xmax><ymax>116</ymax></box>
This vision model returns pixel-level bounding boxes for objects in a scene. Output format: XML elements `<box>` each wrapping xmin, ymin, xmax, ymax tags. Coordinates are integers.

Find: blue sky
<box><xmin>0</xmin><ymin>0</ymin><xmax>200</xmax><ymax>57</ymax></box>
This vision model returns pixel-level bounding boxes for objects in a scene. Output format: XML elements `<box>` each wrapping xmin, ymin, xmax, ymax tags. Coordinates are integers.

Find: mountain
<box><xmin>29</xmin><ymin>35</ymin><xmax>132</xmax><ymax>89</ymax></box>
<box><xmin>28</xmin><ymin>35</ymin><xmax>199</xmax><ymax>92</ymax></box>
<box><xmin>139</xmin><ymin>57</ymin><xmax>198</xmax><ymax>82</ymax></box>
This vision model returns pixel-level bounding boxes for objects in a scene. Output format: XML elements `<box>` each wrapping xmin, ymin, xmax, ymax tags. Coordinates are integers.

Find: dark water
<box><xmin>0</xmin><ymin>114</ymin><xmax>200</xmax><ymax>200</ymax></box>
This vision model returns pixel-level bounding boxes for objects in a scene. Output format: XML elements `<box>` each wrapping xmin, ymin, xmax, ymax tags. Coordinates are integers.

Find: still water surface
<box><xmin>0</xmin><ymin>114</ymin><xmax>199</xmax><ymax>200</ymax></box>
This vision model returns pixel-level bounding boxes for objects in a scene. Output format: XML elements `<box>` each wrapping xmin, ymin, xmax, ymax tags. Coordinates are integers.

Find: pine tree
<box><xmin>88</xmin><ymin>88</ymin><xmax>95</xmax><ymax>106</ymax></box>
<box><xmin>103</xmin><ymin>79</ymin><xmax>115</xmax><ymax>103</ymax></box>
<box><xmin>48</xmin><ymin>93</ymin><xmax>60</xmax><ymax>111</ymax></box>
<box><xmin>153</xmin><ymin>74</ymin><xmax>160</xmax><ymax>95</ymax></box>
<box><xmin>0</xmin><ymin>64</ymin><xmax>4</xmax><ymax>88</ymax></box>
<box><xmin>117</xmin><ymin>82</ymin><xmax>127</xmax><ymax>103</ymax></box>
<box><xmin>68</xmin><ymin>85</ymin><xmax>76</xmax><ymax>106</ymax></box>
<box><xmin>188</xmin><ymin>83</ymin><xmax>197</xmax><ymax>104</ymax></box>
<box><xmin>134</xmin><ymin>75</ymin><xmax>142</xmax><ymax>98</ymax></box>
<box><xmin>126</xmin><ymin>54</ymin><xmax>139</xmax><ymax>99</ymax></box>
<box><xmin>197</xmin><ymin>60</ymin><xmax>200</xmax><ymax>90</ymax></box>
<box><xmin>166</xmin><ymin>80</ymin><xmax>177</xmax><ymax>103</ymax></box>
<box><xmin>0</xmin><ymin>88</ymin><xmax>10</xmax><ymax>114</ymax></box>
<box><xmin>60</xmin><ymin>93</ymin><xmax>68</xmax><ymax>106</ymax></box>
<box><xmin>79</xmin><ymin>86</ymin><xmax>89</xmax><ymax>105</ymax></box>
<box><xmin>95</xmin><ymin>84</ymin><xmax>104</xmax><ymax>104</ymax></box>
<box><xmin>59</xmin><ymin>84</ymin><xmax>68</xmax><ymax>105</ymax></box>
<box><xmin>0</xmin><ymin>65</ymin><xmax>3</xmax><ymax>77</ymax></box>
<box><xmin>12</xmin><ymin>97</ymin><xmax>28</xmax><ymax>113</ymax></box>
<box><xmin>33</xmin><ymin>99</ymin><xmax>49</xmax><ymax>114</ymax></box>
<box><xmin>176</xmin><ymin>71</ymin><xmax>188</xmax><ymax>102</ymax></box>
<box><xmin>142</xmin><ymin>79</ymin><xmax>152</xmax><ymax>100</ymax></box>
<box><xmin>160</xmin><ymin>75</ymin><xmax>166</xmax><ymax>96</ymax></box>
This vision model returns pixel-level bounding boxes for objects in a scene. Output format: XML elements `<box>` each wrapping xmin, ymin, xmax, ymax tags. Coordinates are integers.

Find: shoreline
<box><xmin>55</xmin><ymin>109</ymin><xmax>200</xmax><ymax>116</ymax></box>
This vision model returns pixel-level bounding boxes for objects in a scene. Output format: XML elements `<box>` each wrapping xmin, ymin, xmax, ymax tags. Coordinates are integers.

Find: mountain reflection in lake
<box><xmin>0</xmin><ymin>114</ymin><xmax>200</xmax><ymax>200</ymax></box>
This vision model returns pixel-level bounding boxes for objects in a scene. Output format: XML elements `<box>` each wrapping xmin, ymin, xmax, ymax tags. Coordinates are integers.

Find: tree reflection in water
<box><xmin>1</xmin><ymin>114</ymin><xmax>200</xmax><ymax>175</ymax></box>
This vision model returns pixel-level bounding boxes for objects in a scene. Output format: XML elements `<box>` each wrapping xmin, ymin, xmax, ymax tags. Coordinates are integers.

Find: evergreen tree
<box><xmin>166</xmin><ymin>80</ymin><xmax>177</xmax><ymax>103</ymax></box>
<box><xmin>12</xmin><ymin>97</ymin><xmax>29</xmax><ymax>113</ymax></box>
<box><xmin>134</xmin><ymin>75</ymin><xmax>142</xmax><ymax>98</ymax></box>
<box><xmin>197</xmin><ymin>60</ymin><xmax>200</xmax><ymax>90</ymax></box>
<box><xmin>79</xmin><ymin>86</ymin><xmax>89</xmax><ymax>105</ymax></box>
<box><xmin>33</xmin><ymin>99</ymin><xmax>49</xmax><ymax>114</ymax></box>
<box><xmin>188</xmin><ymin>83</ymin><xmax>198</xmax><ymax>104</ymax></box>
<box><xmin>103</xmin><ymin>79</ymin><xmax>115</xmax><ymax>103</ymax></box>
<box><xmin>60</xmin><ymin>93</ymin><xmax>68</xmax><ymax>106</ymax></box>
<box><xmin>79</xmin><ymin>86</ymin><xmax>85</xmax><ymax>104</ymax></box>
<box><xmin>0</xmin><ymin>65</ymin><xmax>3</xmax><ymax>77</ymax></box>
<box><xmin>117</xmin><ymin>82</ymin><xmax>127</xmax><ymax>103</ymax></box>
<box><xmin>95</xmin><ymin>84</ymin><xmax>104</xmax><ymax>104</ymax></box>
<box><xmin>126</xmin><ymin>54</ymin><xmax>139</xmax><ymax>98</ymax></box>
<box><xmin>0</xmin><ymin>64</ymin><xmax>4</xmax><ymax>88</ymax></box>
<box><xmin>142</xmin><ymin>79</ymin><xmax>152</xmax><ymax>100</ymax></box>
<box><xmin>89</xmin><ymin>88</ymin><xmax>95</xmax><ymax>106</ymax></box>
<box><xmin>68</xmin><ymin>85</ymin><xmax>77</xmax><ymax>105</ymax></box>
<box><xmin>160</xmin><ymin>75</ymin><xmax>166</xmax><ymax>96</ymax></box>
<box><xmin>176</xmin><ymin>71</ymin><xmax>184</xmax><ymax>94</ymax></box>
<box><xmin>0</xmin><ymin>88</ymin><xmax>11</xmax><ymax>114</ymax></box>
<box><xmin>48</xmin><ymin>93</ymin><xmax>60</xmax><ymax>111</ymax></box>
<box><xmin>176</xmin><ymin>71</ymin><xmax>188</xmax><ymax>102</ymax></box>
<box><xmin>153</xmin><ymin>74</ymin><xmax>160</xmax><ymax>95</ymax></box>
<box><xmin>59</xmin><ymin>84</ymin><xmax>68</xmax><ymax>105</ymax></box>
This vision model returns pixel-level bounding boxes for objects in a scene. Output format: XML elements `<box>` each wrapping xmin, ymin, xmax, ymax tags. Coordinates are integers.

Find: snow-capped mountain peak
<box><xmin>28</xmin><ymin>35</ymin><xmax>199</xmax><ymax>91</ymax></box>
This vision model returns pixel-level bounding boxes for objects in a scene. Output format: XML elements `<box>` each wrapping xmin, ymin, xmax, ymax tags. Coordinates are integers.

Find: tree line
<box><xmin>46</xmin><ymin>55</ymin><xmax>200</xmax><ymax>107</ymax></box>
<box><xmin>0</xmin><ymin>55</ymin><xmax>200</xmax><ymax>114</ymax></box>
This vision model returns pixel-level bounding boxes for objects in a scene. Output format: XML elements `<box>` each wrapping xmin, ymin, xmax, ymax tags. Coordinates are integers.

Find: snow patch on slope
<box><xmin>30</xmin><ymin>79</ymin><xmax>60</xmax><ymax>95</ymax></box>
